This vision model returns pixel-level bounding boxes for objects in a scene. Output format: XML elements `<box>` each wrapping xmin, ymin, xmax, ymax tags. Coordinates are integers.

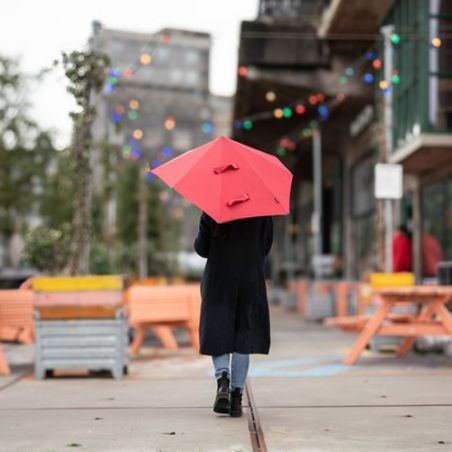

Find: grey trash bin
<box><xmin>34</xmin><ymin>308</ymin><xmax>129</xmax><ymax>380</ymax></box>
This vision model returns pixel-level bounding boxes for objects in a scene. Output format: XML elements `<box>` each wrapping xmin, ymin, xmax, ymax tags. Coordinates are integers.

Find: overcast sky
<box><xmin>1</xmin><ymin>0</ymin><xmax>258</xmax><ymax>147</ymax></box>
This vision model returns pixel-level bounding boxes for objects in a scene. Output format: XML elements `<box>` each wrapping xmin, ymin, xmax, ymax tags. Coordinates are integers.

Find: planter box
<box><xmin>34</xmin><ymin>308</ymin><xmax>129</xmax><ymax>379</ymax></box>
<box><xmin>305</xmin><ymin>282</ymin><xmax>335</xmax><ymax>321</ymax></box>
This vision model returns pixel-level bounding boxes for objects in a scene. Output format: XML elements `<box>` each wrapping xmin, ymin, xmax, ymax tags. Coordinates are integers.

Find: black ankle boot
<box><xmin>229</xmin><ymin>387</ymin><xmax>243</xmax><ymax>417</ymax></box>
<box><xmin>213</xmin><ymin>371</ymin><xmax>230</xmax><ymax>414</ymax></box>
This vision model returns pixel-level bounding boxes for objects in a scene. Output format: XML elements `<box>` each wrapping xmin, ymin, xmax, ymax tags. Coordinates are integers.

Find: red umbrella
<box><xmin>151</xmin><ymin>136</ymin><xmax>293</xmax><ymax>223</ymax></box>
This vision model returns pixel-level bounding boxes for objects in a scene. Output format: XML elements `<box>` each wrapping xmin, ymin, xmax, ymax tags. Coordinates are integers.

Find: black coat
<box><xmin>194</xmin><ymin>213</ymin><xmax>273</xmax><ymax>356</ymax></box>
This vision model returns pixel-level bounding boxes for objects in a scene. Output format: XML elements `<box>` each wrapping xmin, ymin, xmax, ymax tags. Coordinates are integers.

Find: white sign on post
<box><xmin>374</xmin><ymin>163</ymin><xmax>403</xmax><ymax>199</ymax></box>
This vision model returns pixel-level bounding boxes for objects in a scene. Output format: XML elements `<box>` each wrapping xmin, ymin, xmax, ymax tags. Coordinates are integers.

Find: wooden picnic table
<box><xmin>343</xmin><ymin>286</ymin><xmax>452</xmax><ymax>365</ymax></box>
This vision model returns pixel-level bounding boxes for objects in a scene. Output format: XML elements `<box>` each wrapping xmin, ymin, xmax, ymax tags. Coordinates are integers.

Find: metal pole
<box><xmin>380</xmin><ymin>24</ymin><xmax>395</xmax><ymax>273</ymax></box>
<box><xmin>384</xmin><ymin>199</ymin><xmax>393</xmax><ymax>272</ymax></box>
<box><xmin>312</xmin><ymin>128</ymin><xmax>322</xmax><ymax>279</ymax></box>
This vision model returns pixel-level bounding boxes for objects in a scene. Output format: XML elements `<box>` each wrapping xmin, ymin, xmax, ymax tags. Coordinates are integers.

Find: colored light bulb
<box><xmin>283</xmin><ymin>107</ymin><xmax>292</xmax><ymax>118</ymax></box>
<box><xmin>140</xmin><ymin>53</ymin><xmax>152</xmax><ymax>65</ymax></box>
<box><xmin>127</xmin><ymin>110</ymin><xmax>138</xmax><ymax>121</ymax></box>
<box><xmin>390</xmin><ymin>33</ymin><xmax>400</xmax><ymax>45</ymax></box>
<box><xmin>295</xmin><ymin>104</ymin><xmax>306</xmax><ymax>115</ymax></box>
<box><xmin>266</xmin><ymin>91</ymin><xmax>276</xmax><ymax>102</ymax></box>
<box><xmin>364</xmin><ymin>73</ymin><xmax>374</xmax><ymax>84</ymax></box>
<box><xmin>273</xmin><ymin>108</ymin><xmax>284</xmax><ymax>119</ymax></box>
<box><xmin>129</xmin><ymin>99</ymin><xmax>140</xmax><ymax>110</ymax></box>
<box><xmin>238</xmin><ymin>66</ymin><xmax>248</xmax><ymax>77</ymax></box>
<box><xmin>431</xmin><ymin>37</ymin><xmax>442</xmax><ymax>48</ymax></box>
<box><xmin>372</xmin><ymin>59</ymin><xmax>382</xmax><ymax>70</ymax></box>
<box><xmin>243</xmin><ymin>120</ymin><xmax>253</xmax><ymax>130</ymax></box>
<box><xmin>391</xmin><ymin>74</ymin><xmax>400</xmax><ymax>85</ymax></box>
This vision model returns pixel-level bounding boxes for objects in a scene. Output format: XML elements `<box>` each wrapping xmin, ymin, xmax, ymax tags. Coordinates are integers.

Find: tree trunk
<box><xmin>69</xmin><ymin>121</ymin><xmax>92</xmax><ymax>275</ymax></box>
<box><xmin>137</xmin><ymin>170</ymin><xmax>148</xmax><ymax>279</ymax></box>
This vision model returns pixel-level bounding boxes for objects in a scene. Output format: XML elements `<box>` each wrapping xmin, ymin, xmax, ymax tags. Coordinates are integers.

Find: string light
<box><xmin>164</xmin><ymin>115</ymin><xmax>176</xmax><ymax>130</ymax></box>
<box><xmin>339</xmin><ymin>75</ymin><xmax>348</xmax><ymax>85</ymax></box>
<box><xmin>140</xmin><ymin>53</ymin><xmax>152</xmax><ymax>65</ymax></box>
<box><xmin>431</xmin><ymin>37</ymin><xmax>442</xmax><ymax>48</ymax></box>
<box><xmin>366</xmin><ymin>51</ymin><xmax>377</xmax><ymax>61</ymax></box>
<box><xmin>112</xmin><ymin>112</ymin><xmax>122</xmax><ymax>123</ymax></box>
<box><xmin>318</xmin><ymin>105</ymin><xmax>329</xmax><ymax>119</ymax></box>
<box><xmin>243</xmin><ymin>120</ymin><xmax>253</xmax><ymax>130</ymax></box>
<box><xmin>372</xmin><ymin>59</ymin><xmax>382</xmax><ymax>70</ymax></box>
<box><xmin>129</xmin><ymin>99</ymin><xmax>140</xmax><ymax>110</ymax></box>
<box><xmin>276</xmin><ymin>147</ymin><xmax>286</xmax><ymax>157</ymax></box>
<box><xmin>201</xmin><ymin>122</ymin><xmax>214</xmax><ymax>134</ymax></box>
<box><xmin>133</xmin><ymin>129</ymin><xmax>144</xmax><ymax>140</ymax></box>
<box><xmin>336</xmin><ymin>93</ymin><xmax>346</xmax><ymax>102</ymax></box>
<box><xmin>282</xmin><ymin>107</ymin><xmax>292</xmax><ymax>118</ymax></box>
<box><xmin>308</xmin><ymin>95</ymin><xmax>318</xmax><ymax>105</ymax></box>
<box><xmin>345</xmin><ymin>67</ymin><xmax>354</xmax><ymax>77</ymax></box>
<box><xmin>127</xmin><ymin>110</ymin><xmax>138</xmax><ymax>121</ymax></box>
<box><xmin>161</xmin><ymin>146</ymin><xmax>173</xmax><ymax>158</ymax></box>
<box><xmin>391</xmin><ymin>73</ymin><xmax>400</xmax><ymax>85</ymax></box>
<box><xmin>147</xmin><ymin>173</ymin><xmax>156</xmax><ymax>182</ymax></box>
<box><xmin>390</xmin><ymin>32</ymin><xmax>401</xmax><ymax>45</ymax></box>
<box><xmin>295</xmin><ymin>104</ymin><xmax>306</xmax><ymax>115</ymax></box>
<box><xmin>238</xmin><ymin>66</ymin><xmax>248</xmax><ymax>77</ymax></box>
<box><xmin>123</xmin><ymin>69</ymin><xmax>133</xmax><ymax>79</ymax></box>
<box><xmin>116</xmin><ymin>105</ymin><xmax>125</xmax><ymax>115</ymax></box>
<box><xmin>266</xmin><ymin>91</ymin><xmax>276</xmax><ymax>102</ymax></box>
<box><xmin>379</xmin><ymin>80</ymin><xmax>389</xmax><ymax>90</ymax></box>
<box><xmin>364</xmin><ymin>73</ymin><xmax>374</xmax><ymax>84</ymax></box>
<box><xmin>131</xmin><ymin>149</ymin><xmax>141</xmax><ymax>160</ymax></box>
<box><xmin>316</xmin><ymin>94</ymin><xmax>325</xmax><ymax>103</ymax></box>
<box><xmin>273</xmin><ymin>108</ymin><xmax>284</xmax><ymax>119</ymax></box>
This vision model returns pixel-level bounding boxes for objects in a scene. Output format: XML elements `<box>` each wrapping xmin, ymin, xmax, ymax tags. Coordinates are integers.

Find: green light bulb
<box><xmin>391</xmin><ymin>74</ymin><xmax>400</xmax><ymax>85</ymax></box>
<box><xmin>243</xmin><ymin>120</ymin><xmax>253</xmax><ymax>130</ymax></box>
<box><xmin>390</xmin><ymin>33</ymin><xmax>400</xmax><ymax>45</ymax></box>
<box><xmin>283</xmin><ymin>107</ymin><xmax>292</xmax><ymax>118</ymax></box>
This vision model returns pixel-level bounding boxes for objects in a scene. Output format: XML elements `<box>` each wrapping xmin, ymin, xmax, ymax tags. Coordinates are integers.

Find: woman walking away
<box><xmin>194</xmin><ymin>212</ymin><xmax>273</xmax><ymax>417</ymax></box>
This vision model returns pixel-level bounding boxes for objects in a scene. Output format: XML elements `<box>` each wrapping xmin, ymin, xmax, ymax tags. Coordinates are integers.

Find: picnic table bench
<box><xmin>326</xmin><ymin>286</ymin><xmax>452</xmax><ymax>364</ymax></box>
<box><xmin>127</xmin><ymin>284</ymin><xmax>201</xmax><ymax>355</ymax></box>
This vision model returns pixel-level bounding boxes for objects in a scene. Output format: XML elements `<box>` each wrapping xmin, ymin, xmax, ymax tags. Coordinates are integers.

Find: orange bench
<box><xmin>127</xmin><ymin>284</ymin><xmax>201</xmax><ymax>355</ymax></box>
<box><xmin>0</xmin><ymin>289</ymin><xmax>34</xmax><ymax>345</ymax></box>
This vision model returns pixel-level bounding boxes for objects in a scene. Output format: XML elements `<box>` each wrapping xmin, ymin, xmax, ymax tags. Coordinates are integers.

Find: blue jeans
<box><xmin>212</xmin><ymin>352</ymin><xmax>250</xmax><ymax>393</ymax></box>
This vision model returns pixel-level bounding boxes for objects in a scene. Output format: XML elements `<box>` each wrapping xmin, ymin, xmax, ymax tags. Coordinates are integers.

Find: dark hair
<box><xmin>399</xmin><ymin>224</ymin><xmax>412</xmax><ymax>239</ymax></box>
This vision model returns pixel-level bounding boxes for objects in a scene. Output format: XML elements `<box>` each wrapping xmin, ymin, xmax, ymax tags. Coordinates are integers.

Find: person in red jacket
<box><xmin>422</xmin><ymin>232</ymin><xmax>443</xmax><ymax>277</ymax></box>
<box><xmin>392</xmin><ymin>224</ymin><xmax>412</xmax><ymax>272</ymax></box>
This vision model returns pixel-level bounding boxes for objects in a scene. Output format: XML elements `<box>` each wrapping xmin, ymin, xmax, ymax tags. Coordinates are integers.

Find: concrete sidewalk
<box><xmin>1</xmin><ymin>306</ymin><xmax>452</xmax><ymax>451</ymax></box>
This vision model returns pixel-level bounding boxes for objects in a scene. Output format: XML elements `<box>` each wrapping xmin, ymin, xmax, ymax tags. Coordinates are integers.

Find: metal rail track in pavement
<box><xmin>245</xmin><ymin>380</ymin><xmax>268</xmax><ymax>452</ymax></box>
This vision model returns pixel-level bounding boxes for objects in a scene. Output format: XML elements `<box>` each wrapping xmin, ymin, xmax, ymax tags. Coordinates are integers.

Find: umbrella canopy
<box><xmin>151</xmin><ymin>136</ymin><xmax>293</xmax><ymax>223</ymax></box>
